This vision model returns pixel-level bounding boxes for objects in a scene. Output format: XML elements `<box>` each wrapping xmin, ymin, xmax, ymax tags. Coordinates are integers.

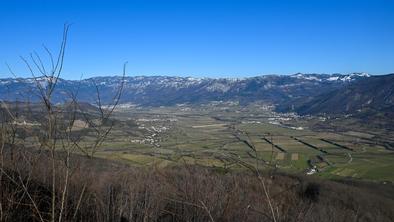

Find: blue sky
<box><xmin>0</xmin><ymin>0</ymin><xmax>393</xmax><ymax>79</ymax></box>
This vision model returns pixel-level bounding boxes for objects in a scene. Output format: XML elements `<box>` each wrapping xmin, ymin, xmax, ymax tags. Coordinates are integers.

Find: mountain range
<box><xmin>1</xmin><ymin>72</ymin><xmax>393</xmax><ymax>118</ymax></box>
<box><xmin>277</xmin><ymin>74</ymin><xmax>394</xmax><ymax>114</ymax></box>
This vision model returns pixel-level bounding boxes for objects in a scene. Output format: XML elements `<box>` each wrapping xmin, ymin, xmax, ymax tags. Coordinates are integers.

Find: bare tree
<box><xmin>0</xmin><ymin>24</ymin><xmax>126</xmax><ymax>222</ymax></box>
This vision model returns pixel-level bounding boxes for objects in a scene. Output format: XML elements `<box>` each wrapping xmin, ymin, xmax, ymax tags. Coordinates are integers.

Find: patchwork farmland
<box><xmin>89</xmin><ymin>103</ymin><xmax>394</xmax><ymax>182</ymax></box>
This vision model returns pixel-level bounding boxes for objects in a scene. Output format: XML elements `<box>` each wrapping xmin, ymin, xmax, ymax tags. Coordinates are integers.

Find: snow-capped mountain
<box><xmin>0</xmin><ymin>73</ymin><xmax>373</xmax><ymax>107</ymax></box>
<box><xmin>278</xmin><ymin>73</ymin><xmax>394</xmax><ymax>116</ymax></box>
<box><xmin>290</xmin><ymin>72</ymin><xmax>370</xmax><ymax>82</ymax></box>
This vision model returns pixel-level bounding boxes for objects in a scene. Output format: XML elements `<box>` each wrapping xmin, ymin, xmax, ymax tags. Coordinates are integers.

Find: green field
<box><xmin>84</xmin><ymin>103</ymin><xmax>394</xmax><ymax>182</ymax></box>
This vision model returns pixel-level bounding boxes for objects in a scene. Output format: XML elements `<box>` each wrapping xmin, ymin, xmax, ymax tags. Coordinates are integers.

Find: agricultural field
<box><xmin>81</xmin><ymin>102</ymin><xmax>394</xmax><ymax>183</ymax></box>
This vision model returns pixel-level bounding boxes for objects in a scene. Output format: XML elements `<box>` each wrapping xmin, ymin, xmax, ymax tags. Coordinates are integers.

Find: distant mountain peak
<box><xmin>0</xmin><ymin>73</ymin><xmax>386</xmax><ymax>110</ymax></box>
<box><xmin>290</xmin><ymin>72</ymin><xmax>370</xmax><ymax>82</ymax></box>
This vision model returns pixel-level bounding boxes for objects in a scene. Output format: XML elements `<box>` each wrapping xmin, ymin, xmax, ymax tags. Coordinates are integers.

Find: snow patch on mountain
<box><xmin>291</xmin><ymin>73</ymin><xmax>370</xmax><ymax>82</ymax></box>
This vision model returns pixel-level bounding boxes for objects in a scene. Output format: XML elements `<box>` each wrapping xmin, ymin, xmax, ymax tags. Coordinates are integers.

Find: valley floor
<box><xmin>86</xmin><ymin>103</ymin><xmax>394</xmax><ymax>183</ymax></box>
